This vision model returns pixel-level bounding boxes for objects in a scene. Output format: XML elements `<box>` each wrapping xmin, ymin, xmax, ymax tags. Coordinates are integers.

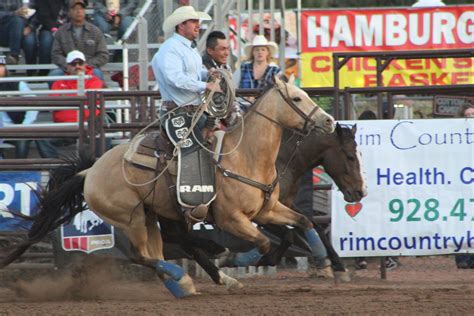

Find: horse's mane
<box><xmin>336</xmin><ymin>124</ymin><xmax>356</xmax><ymax>141</ymax></box>
<box><xmin>281</xmin><ymin>123</ymin><xmax>354</xmax><ymax>148</ymax></box>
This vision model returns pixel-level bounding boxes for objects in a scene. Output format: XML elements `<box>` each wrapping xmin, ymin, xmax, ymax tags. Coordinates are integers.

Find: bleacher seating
<box><xmin>0</xmin><ymin>0</ymin><xmax>161</xmax><ymax>91</ymax></box>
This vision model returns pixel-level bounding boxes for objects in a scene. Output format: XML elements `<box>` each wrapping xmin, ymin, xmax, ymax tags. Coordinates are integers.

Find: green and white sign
<box><xmin>332</xmin><ymin>118</ymin><xmax>474</xmax><ymax>257</ymax></box>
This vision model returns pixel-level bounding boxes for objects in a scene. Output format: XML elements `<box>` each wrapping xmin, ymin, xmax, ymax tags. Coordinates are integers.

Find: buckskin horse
<box><xmin>1</xmin><ymin>76</ymin><xmax>335</xmax><ymax>298</ymax></box>
<box><xmin>160</xmin><ymin>123</ymin><xmax>366</xmax><ymax>286</ymax></box>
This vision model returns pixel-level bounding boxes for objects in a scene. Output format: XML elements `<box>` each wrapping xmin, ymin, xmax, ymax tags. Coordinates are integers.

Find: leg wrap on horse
<box><xmin>155</xmin><ymin>261</ymin><xmax>197</xmax><ymax>298</ymax></box>
<box><xmin>154</xmin><ymin>260</ymin><xmax>185</xmax><ymax>280</ymax></box>
<box><xmin>233</xmin><ymin>248</ymin><xmax>262</xmax><ymax>267</ymax></box>
<box><xmin>304</xmin><ymin>229</ymin><xmax>328</xmax><ymax>267</ymax></box>
<box><xmin>163</xmin><ymin>278</ymin><xmax>187</xmax><ymax>298</ymax></box>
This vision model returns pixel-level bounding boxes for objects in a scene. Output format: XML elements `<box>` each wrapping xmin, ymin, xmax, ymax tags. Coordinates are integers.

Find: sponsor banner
<box><xmin>0</xmin><ymin>171</ymin><xmax>41</xmax><ymax>232</ymax></box>
<box><xmin>61</xmin><ymin>208</ymin><xmax>114</xmax><ymax>254</ymax></box>
<box><xmin>331</xmin><ymin>119</ymin><xmax>474</xmax><ymax>257</ymax></box>
<box><xmin>300</xmin><ymin>6</ymin><xmax>474</xmax><ymax>87</ymax></box>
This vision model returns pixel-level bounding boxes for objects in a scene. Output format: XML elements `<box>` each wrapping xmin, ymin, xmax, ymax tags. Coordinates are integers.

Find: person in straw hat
<box><xmin>151</xmin><ymin>6</ymin><xmax>222</xmax><ymax>224</ymax></box>
<box><xmin>239</xmin><ymin>35</ymin><xmax>280</xmax><ymax>89</ymax></box>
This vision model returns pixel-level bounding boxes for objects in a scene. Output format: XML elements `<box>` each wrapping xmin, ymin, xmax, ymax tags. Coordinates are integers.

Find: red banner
<box><xmin>300</xmin><ymin>6</ymin><xmax>474</xmax><ymax>87</ymax></box>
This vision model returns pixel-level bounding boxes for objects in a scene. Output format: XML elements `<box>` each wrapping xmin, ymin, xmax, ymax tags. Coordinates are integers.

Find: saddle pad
<box><xmin>177</xmin><ymin>146</ymin><xmax>216</xmax><ymax>208</ymax></box>
<box><xmin>123</xmin><ymin>134</ymin><xmax>177</xmax><ymax>174</ymax></box>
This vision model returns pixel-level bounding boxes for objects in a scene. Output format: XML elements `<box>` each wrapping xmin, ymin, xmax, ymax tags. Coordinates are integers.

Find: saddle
<box><xmin>123</xmin><ymin>121</ymin><xmax>226</xmax><ymax>208</ymax></box>
<box><xmin>124</xmin><ymin>130</ymin><xmax>177</xmax><ymax>175</ymax></box>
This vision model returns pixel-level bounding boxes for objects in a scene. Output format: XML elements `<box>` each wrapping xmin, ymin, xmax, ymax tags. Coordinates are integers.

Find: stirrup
<box><xmin>184</xmin><ymin>204</ymin><xmax>208</xmax><ymax>223</ymax></box>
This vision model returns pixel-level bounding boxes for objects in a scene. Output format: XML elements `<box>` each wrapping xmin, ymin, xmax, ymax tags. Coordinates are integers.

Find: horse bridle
<box><xmin>251</xmin><ymin>82</ymin><xmax>320</xmax><ymax>136</ymax></box>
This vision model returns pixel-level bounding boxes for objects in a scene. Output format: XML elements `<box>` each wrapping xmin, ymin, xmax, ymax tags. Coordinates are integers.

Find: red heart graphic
<box><xmin>345</xmin><ymin>203</ymin><xmax>363</xmax><ymax>218</ymax></box>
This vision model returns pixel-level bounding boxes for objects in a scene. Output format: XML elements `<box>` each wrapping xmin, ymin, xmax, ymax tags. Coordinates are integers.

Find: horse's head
<box><xmin>272</xmin><ymin>75</ymin><xmax>335</xmax><ymax>134</ymax></box>
<box><xmin>323</xmin><ymin>123</ymin><xmax>367</xmax><ymax>202</ymax></box>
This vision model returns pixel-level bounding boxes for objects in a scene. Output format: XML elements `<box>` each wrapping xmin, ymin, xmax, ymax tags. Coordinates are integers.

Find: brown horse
<box><xmin>1</xmin><ymin>76</ymin><xmax>334</xmax><ymax>298</ymax></box>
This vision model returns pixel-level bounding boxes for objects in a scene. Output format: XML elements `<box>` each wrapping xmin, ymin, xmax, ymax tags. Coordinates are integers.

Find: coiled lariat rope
<box><xmin>190</xmin><ymin>68</ymin><xmax>245</xmax><ymax>157</ymax></box>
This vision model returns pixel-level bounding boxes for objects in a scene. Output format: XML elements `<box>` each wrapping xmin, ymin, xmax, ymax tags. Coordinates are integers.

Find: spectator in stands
<box><xmin>50</xmin><ymin>0</ymin><xmax>109</xmax><ymax>81</ymax></box>
<box><xmin>51</xmin><ymin>50</ymin><xmax>104</xmax><ymax>123</ymax></box>
<box><xmin>0</xmin><ymin>56</ymin><xmax>58</xmax><ymax>158</ymax></box>
<box><xmin>358</xmin><ymin>109</ymin><xmax>377</xmax><ymax>120</ymax></box>
<box><xmin>35</xmin><ymin>0</ymin><xmax>69</xmax><ymax>76</ymax></box>
<box><xmin>239</xmin><ymin>35</ymin><xmax>280</xmax><ymax>89</ymax></box>
<box><xmin>455</xmin><ymin>101</ymin><xmax>474</xmax><ymax>269</ymax></box>
<box><xmin>91</xmin><ymin>0</ymin><xmax>139</xmax><ymax>42</ymax></box>
<box><xmin>458</xmin><ymin>102</ymin><xmax>474</xmax><ymax>118</ymax></box>
<box><xmin>0</xmin><ymin>0</ymin><xmax>37</xmax><ymax>67</ymax></box>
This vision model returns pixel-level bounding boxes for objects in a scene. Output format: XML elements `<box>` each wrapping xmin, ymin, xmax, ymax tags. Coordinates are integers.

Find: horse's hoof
<box><xmin>309</xmin><ymin>266</ymin><xmax>334</xmax><ymax>279</ymax></box>
<box><xmin>164</xmin><ymin>274</ymin><xmax>197</xmax><ymax>298</ymax></box>
<box><xmin>218</xmin><ymin>270</ymin><xmax>244</xmax><ymax>291</ymax></box>
<box><xmin>179</xmin><ymin>274</ymin><xmax>198</xmax><ymax>296</ymax></box>
<box><xmin>334</xmin><ymin>269</ymin><xmax>351</xmax><ymax>282</ymax></box>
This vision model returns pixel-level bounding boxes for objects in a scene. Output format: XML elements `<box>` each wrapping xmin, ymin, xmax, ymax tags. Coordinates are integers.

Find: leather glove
<box><xmin>205</xmin><ymin>116</ymin><xmax>218</xmax><ymax>130</ymax></box>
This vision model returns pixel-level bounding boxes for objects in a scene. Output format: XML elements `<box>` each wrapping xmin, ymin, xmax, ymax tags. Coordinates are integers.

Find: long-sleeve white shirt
<box><xmin>151</xmin><ymin>33</ymin><xmax>208</xmax><ymax>106</ymax></box>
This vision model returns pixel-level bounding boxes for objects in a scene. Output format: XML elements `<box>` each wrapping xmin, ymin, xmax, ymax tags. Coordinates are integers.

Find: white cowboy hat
<box><xmin>244</xmin><ymin>35</ymin><xmax>278</xmax><ymax>59</ymax></box>
<box><xmin>162</xmin><ymin>6</ymin><xmax>211</xmax><ymax>35</ymax></box>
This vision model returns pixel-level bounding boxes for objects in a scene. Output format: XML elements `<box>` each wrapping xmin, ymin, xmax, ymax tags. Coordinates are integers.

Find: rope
<box><xmin>121</xmin><ymin>157</ymin><xmax>170</xmax><ymax>187</ymax></box>
<box><xmin>190</xmin><ymin>68</ymin><xmax>245</xmax><ymax>157</ymax></box>
<box><xmin>205</xmin><ymin>69</ymin><xmax>235</xmax><ymax>119</ymax></box>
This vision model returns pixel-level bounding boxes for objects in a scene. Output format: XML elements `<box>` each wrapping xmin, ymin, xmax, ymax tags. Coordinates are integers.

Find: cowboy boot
<box><xmin>184</xmin><ymin>204</ymin><xmax>209</xmax><ymax>223</ymax></box>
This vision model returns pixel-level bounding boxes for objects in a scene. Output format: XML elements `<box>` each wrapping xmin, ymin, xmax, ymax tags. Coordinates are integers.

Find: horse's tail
<box><xmin>1</xmin><ymin>151</ymin><xmax>96</xmax><ymax>268</ymax></box>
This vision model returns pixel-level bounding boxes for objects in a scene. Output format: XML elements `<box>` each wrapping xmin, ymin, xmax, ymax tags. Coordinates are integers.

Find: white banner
<box><xmin>331</xmin><ymin>119</ymin><xmax>474</xmax><ymax>257</ymax></box>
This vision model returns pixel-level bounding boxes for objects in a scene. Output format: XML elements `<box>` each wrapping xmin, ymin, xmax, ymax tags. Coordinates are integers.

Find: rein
<box><xmin>213</xmin><ymin>159</ymin><xmax>280</xmax><ymax>210</ymax></box>
<box><xmin>214</xmin><ymin>131</ymin><xmax>307</xmax><ymax>212</ymax></box>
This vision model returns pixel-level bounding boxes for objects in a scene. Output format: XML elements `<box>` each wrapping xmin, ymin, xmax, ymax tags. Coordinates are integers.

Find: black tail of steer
<box><xmin>0</xmin><ymin>151</ymin><xmax>96</xmax><ymax>268</ymax></box>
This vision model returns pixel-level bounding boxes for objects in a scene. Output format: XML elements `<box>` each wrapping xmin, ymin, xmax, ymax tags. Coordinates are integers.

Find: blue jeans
<box><xmin>92</xmin><ymin>13</ymin><xmax>134</xmax><ymax>40</ymax></box>
<box><xmin>293</xmin><ymin>170</ymin><xmax>314</xmax><ymax>219</ymax></box>
<box><xmin>0</xmin><ymin>15</ymin><xmax>36</xmax><ymax>64</ymax></box>
<box><xmin>38</xmin><ymin>29</ymin><xmax>54</xmax><ymax>64</ymax></box>
<box><xmin>15</xmin><ymin>140</ymin><xmax>58</xmax><ymax>158</ymax></box>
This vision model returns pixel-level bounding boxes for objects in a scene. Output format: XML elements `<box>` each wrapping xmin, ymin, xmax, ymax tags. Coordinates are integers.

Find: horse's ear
<box><xmin>280</xmin><ymin>74</ymin><xmax>289</xmax><ymax>83</ymax></box>
<box><xmin>351</xmin><ymin>124</ymin><xmax>357</xmax><ymax>135</ymax></box>
<box><xmin>288</xmin><ymin>73</ymin><xmax>295</xmax><ymax>85</ymax></box>
<box><xmin>274</xmin><ymin>74</ymin><xmax>284</xmax><ymax>89</ymax></box>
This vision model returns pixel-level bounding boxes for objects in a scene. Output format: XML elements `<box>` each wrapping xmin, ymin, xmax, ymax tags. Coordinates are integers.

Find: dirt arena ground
<box><xmin>0</xmin><ymin>256</ymin><xmax>473</xmax><ymax>315</ymax></box>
